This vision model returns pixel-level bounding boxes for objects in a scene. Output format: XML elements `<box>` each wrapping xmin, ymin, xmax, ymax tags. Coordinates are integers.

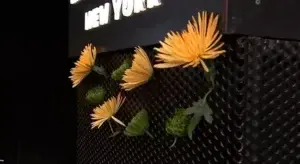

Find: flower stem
<box><xmin>111</xmin><ymin>116</ymin><xmax>126</xmax><ymax>127</ymax></box>
<box><xmin>109</xmin><ymin>131</ymin><xmax>122</xmax><ymax>138</ymax></box>
<box><xmin>203</xmin><ymin>87</ymin><xmax>213</xmax><ymax>103</ymax></box>
<box><xmin>210</xmin><ymin>75</ymin><xmax>215</xmax><ymax>88</ymax></box>
<box><xmin>202</xmin><ymin>66</ymin><xmax>215</xmax><ymax>104</ymax></box>
<box><xmin>108</xmin><ymin>120</ymin><xmax>114</xmax><ymax>133</ymax></box>
<box><xmin>144</xmin><ymin>130</ymin><xmax>154</xmax><ymax>139</ymax></box>
<box><xmin>92</xmin><ymin>65</ymin><xmax>107</xmax><ymax>77</ymax></box>
<box><xmin>169</xmin><ymin>137</ymin><xmax>178</xmax><ymax>148</ymax></box>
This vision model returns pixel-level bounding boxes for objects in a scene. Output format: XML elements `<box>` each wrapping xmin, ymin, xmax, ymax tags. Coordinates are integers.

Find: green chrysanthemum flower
<box><xmin>166</xmin><ymin>109</ymin><xmax>190</xmax><ymax>137</ymax></box>
<box><xmin>85</xmin><ymin>86</ymin><xmax>106</xmax><ymax>104</ymax></box>
<box><xmin>124</xmin><ymin>109</ymin><xmax>153</xmax><ymax>138</ymax></box>
<box><xmin>111</xmin><ymin>57</ymin><xmax>132</xmax><ymax>81</ymax></box>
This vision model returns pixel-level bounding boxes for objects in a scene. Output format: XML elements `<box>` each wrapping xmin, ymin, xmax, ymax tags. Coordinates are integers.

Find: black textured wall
<box><xmin>236</xmin><ymin>37</ymin><xmax>300</xmax><ymax>163</ymax></box>
<box><xmin>76</xmin><ymin>36</ymin><xmax>300</xmax><ymax>164</ymax></box>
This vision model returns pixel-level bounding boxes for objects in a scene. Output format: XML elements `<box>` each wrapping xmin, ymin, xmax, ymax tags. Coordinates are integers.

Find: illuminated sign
<box><xmin>84</xmin><ymin>0</ymin><xmax>162</xmax><ymax>31</ymax></box>
<box><xmin>70</xmin><ymin>0</ymin><xmax>83</xmax><ymax>5</ymax></box>
<box><xmin>69</xmin><ymin>0</ymin><xmax>224</xmax><ymax>57</ymax></box>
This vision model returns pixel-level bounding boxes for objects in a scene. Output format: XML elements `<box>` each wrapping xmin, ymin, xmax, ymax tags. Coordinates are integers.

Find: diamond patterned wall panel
<box><xmin>236</xmin><ymin>37</ymin><xmax>300</xmax><ymax>164</ymax></box>
<box><xmin>75</xmin><ymin>36</ymin><xmax>300</xmax><ymax>164</ymax></box>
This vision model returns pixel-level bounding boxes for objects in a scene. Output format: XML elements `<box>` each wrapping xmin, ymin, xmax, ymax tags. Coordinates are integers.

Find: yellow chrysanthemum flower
<box><xmin>120</xmin><ymin>47</ymin><xmax>153</xmax><ymax>91</ymax></box>
<box><xmin>154</xmin><ymin>11</ymin><xmax>226</xmax><ymax>72</ymax></box>
<box><xmin>91</xmin><ymin>92</ymin><xmax>126</xmax><ymax>129</ymax></box>
<box><xmin>69</xmin><ymin>44</ymin><xmax>106</xmax><ymax>88</ymax></box>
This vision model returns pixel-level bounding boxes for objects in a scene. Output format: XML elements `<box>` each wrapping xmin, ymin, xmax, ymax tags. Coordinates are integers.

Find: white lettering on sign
<box><xmin>99</xmin><ymin>3</ymin><xmax>111</xmax><ymax>25</ymax></box>
<box><xmin>70</xmin><ymin>0</ymin><xmax>82</xmax><ymax>5</ymax></box>
<box><xmin>134</xmin><ymin>0</ymin><xmax>146</xmax><ymax>13</ymax></box>
<box><xmin>112</xmin><ymin>0</ymin><xmax>122</xmax><ymax>20</ymax></box>
<box><xmin>84</xmin><ymin>0</ymin><xmax>162</xmax><ymax>31</ymax></box>
<box><xmin>122</xmin><ymin>0</ymin><xmax>134</xmax><ymax>17</ymax></box>
<box><xmin>147</xmin><ymin>0</ymin><xmax>161</xmax><ymax>8</ymax></box>
<box><xmin>85</xmin><ymin>3</ymin><xmax>111</xmax><ymax>30</ymax></box>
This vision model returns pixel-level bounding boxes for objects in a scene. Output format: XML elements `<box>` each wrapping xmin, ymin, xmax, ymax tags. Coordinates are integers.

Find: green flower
<box><xmin>166</xmin><ymin>109</ymin><xmax>190</xmax><ymax>137</ymax></box>
<box><xmin>85</xmin><ymin>86</ymin><xmax>106</xmax><ymax>104</ymax></box>
<box><xmin>111</xmin><ymin>57</ymin><xmax>132</xmax><ymax>81</ymax></box>
<box><xmin>124</xmin><ymin>109</ymin><xmax>153</xmax><ymax>138</ymax></box>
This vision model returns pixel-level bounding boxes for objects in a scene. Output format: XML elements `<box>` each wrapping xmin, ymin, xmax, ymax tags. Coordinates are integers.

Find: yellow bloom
<box><xmin>154</xmin><ymin>11</ymin><xmax>226</xmax><ymax>72</ymax></box>
<box><xmin>91</xmin><ymin>92</ymin><xmax>126</xmax><ymax>129</ymax></box>
<box><xmin>120</xmin><ymin>47</ymin><xmax>153</xmax><ymax>91</ymax></box>
<box><xmin>69</xmin><ymin>44</ymin><xmax>97</xmax><ymax>88</ymax></box>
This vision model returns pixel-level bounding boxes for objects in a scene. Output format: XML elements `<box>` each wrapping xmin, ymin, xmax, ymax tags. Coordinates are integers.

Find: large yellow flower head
<box><xmin>120</xmin><ymin>47</ymin><xmax>154</xmax><ymax>91</ymax></box>
<box><xmin>91</xmin><ymin>92</ymin><xmax>126</xmax><ymax>129</ymax></box>
<box><xmin>154</xmin><ymin>11</ymin><xmax>226</xmax><ymax>72</ymax></box>
<box><xmin>69</xmin><ymin>44</ymin><xmax>97</xmax><ymax>88</ymax></box>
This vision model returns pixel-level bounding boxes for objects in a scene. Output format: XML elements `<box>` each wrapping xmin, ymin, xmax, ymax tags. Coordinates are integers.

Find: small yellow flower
<box><xmin>154</xmin><ymin>11</ymin><xmax>226</xmax><ymax>72</ymax></box>
<box><xmin>91</xmin><ymin>92</ymin><xmax>126</xmax><ymax>129</ymax></box>
<box><xmin>69</xmin><ymin>44</ymin><xmax>97</xmax><ymax>88</ymax></box>
<box><xmin>120</xmin><ymin>47</ymin><xmax>153</xmax><ymax>91</ymax></box>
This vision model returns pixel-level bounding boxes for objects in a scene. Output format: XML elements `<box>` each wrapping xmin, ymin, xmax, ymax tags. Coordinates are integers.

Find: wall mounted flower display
<box><xmin>85</xmin><ymin>86</ymin><xmax>106</xmax><ymax>105</ymax></box>
<box><xmin>111</xmin><ymin>57</ymin><xmax>132</xmax><ymax>81</ymax></box>
<box><xmin>69</xmin><ymin>44</ymin><xmax>107</xmax><ymax>88</ymax></box>
<box><xmin>120</xmin><ymin>47</ymin><xmax>154</xmax><ymax>91</ymax></box>
<box><xmin>70</xmin><ymin>10</ymin><xmax>228</xmax><ymax>150</ymax></box>
<box><xmin>124</xmin><ymin>109</ymin><xmax>153</xmax><ymax>138</ymax></box>
<box><xmin>154</xmin><ymin>11</ymin><xmax>225</xmax><ymax>72</ymax></box>
<box><xmin>91</xmin><ymin>92</ymin><xmax>126</xmax><ymax>132</ymax></box>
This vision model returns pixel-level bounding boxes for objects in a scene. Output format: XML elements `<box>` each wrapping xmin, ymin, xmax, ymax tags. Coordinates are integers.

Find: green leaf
<box><xmin>166</xmin><ymin>109</ymin><xmax>190</xmax><ymax>137</ymax></box>
<box><xmin>85</xmin><ymin>86</ymin><xmax>106</xmax><ymax>104</ymax></box>
<box><xmin>111</xmin><ymin>57</ymin><xmax>132</xmax><ymax>81</ymax></box>
<box><xmin>124</xmin><ymin>109</ymin><xmax>149</xmax><ymax>137</ymax></box>
<box><xmin>202</xmin><ymin>102</ymin><xmax>212</xmax><ymax>114</ymax></box>
<box><xmin>204</xmin><ymin>114</ymin><xmax>213</xmax><ymax>124</ymax></box>
<box><xmin>203</xmin><ymin>103</ymin><xmax>213</xmax><ymax>124</ymax></box>
<box><xmin>185</xmin><ymin>99</ymin><xmax>205</xmax><ymax>115</ymax></box>
<box><xmin>185</xmin><ymin>100</ymin><xmax>214</xmax><ymax>139</ymax></box>
<box><xmin>92</xmin><ymin>65</ymin><xmax>107</xmax><ymax>78</ymax></box>
<box><xmin>187</xmin><ymin>114</ymin><xmax>202</xmax><ymax>140</ymax></box>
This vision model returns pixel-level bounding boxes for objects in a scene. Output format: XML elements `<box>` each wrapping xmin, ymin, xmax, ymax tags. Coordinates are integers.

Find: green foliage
<box><xmin>166</xmin><ymin>109</ymin><xmax>190</xmax><ymax>137</ymax></box>
<box><xmin>92</xmin><ymin>65</ymin><xmax>107</xmax><ymax>78</ymax></box>
<box><xmin>185</xmin><ymin>60</ymin><xmax>215</xmax><ymax>140</ymax></box>
<box><xmin>111</xmin><ymin>58</ymin><xmax>132</xmax><ymax>81</ymax></box>
<box><xmin>187</xmin><ymin>113</ymin><xmax>202</xmax><ymax>140</ymax></box>
<box><xmin>85</xmin><ymin>86</ymin><xmax>106</xmax><ymax>104</ymax></box>
<box><xmin>185</xmin><ymin>98</ymin><xmax>213</xmax><ymax>140</ymax></box>
<box><xmin>124</xmin><ymin>109</ymin><xmax>149</xmax><ymax>137</ymax></box>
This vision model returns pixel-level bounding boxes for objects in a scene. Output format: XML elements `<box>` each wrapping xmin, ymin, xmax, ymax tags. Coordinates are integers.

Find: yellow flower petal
<box><xmin>120</xmin><ymin>47</ymin><xmax>153</xmax><ymax>91</ymax></box>
<box><xmin>90</xmin><ymin>92</ymin><xmax>126</xmax><ymax>129</ymax></box>
<box><xmin>154</xmin><ymin>11</ymin><xmax>226</xmax><ymax>72</ymax></box>
<box><xmin>69</xmin><ymin>44</ymin><xmax>98</xmax><ymax>88</ymax></box>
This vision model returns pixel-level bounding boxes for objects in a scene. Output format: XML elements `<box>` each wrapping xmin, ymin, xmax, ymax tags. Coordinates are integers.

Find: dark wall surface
<box><xmin>227</xmin><ymin>0</ymin><xmax>300</xmax><ymax>40</ymax></box>
<box><xmin>1</xmin><ymin>0</ymin><xmax>76</xmax><ymax>163</ymax></box>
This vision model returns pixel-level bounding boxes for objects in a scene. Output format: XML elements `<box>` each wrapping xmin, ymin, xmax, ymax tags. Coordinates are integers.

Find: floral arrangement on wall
<box><xmin>69</xmin><ymin>11</ymin><xmax>225</xmax><ymax>147</ymax></box>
